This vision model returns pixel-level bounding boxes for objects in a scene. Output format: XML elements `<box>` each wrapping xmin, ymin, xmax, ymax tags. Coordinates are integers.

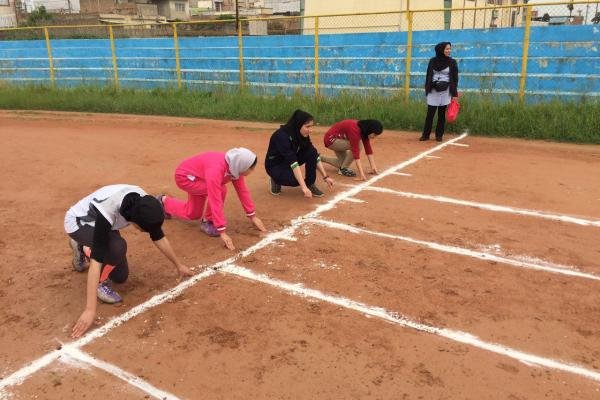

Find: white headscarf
<box><xmin>225</xmin><ymin>147</ymin><xmax>257</xmax><ymax>180</ymax></box>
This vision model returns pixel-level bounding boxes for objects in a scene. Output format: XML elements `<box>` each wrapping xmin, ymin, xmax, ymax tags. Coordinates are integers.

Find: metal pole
<box><xmin>108</xmin><ymin>25</ymin><xmax>119</xmax><ymax>87</ymax></box>
<box><xmin>43</xmin><ymin>27</ymin><xmax>55</xmax><ymax>87</ymax></box>
<box><xmin>173</xmin><ymin>23</ymin><xmax>182</xmax><ymax>89</ymax></box>
<box><xmin>404</xmin><ymin>10</ymin><xmax>413</xmax><ymax>101</ymax></box>
<box><xmin>235</xmin><ymin>0</ymin><xmax>239</xmax><ymax>34</ymax></box>
<box><xmin>519</xmin><ymin>5</ymin><xmax>532</xmax><ymax>101</ymax></box>
<box><xmin>462</xmin><ymin>0</ymin><xmax>466</xmax><ymax>29</ymax></box>
<box><xmin>12</xmin><ymin>0</ymin><xmax>20</xmax><ymax>25</ymax></box>
<box><xmin>237</xmin><ymin>19</ymin><xmax>245</xmax><ymax>89</ymax></box>
<box><xmin>314</xmin><ymin>16</ymin><xmax>319</xmax><ymax>98</ymax></box>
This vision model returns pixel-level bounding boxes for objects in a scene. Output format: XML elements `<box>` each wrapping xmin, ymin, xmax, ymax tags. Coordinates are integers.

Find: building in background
<box><xmin>0</xmin><ymin>0</ymin><xmax>17</xmax><ymax>27</ymax></box>
<box><xmin>153</xmin><ymin>0</ymin><xmax>189</xmax><ymax>20</ymax></box>
<box><xmin>301</xmin><ymin>0</ymin><xmax>534</xmax><ymax>33</ymax></box>
<box><xmin>21</xmin><ymin>0</ymin><xmax>80</xmax><ymax>13</ymax></box>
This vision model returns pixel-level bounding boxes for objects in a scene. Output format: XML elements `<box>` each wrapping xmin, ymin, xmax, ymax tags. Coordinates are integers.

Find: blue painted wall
<box><xmin>0</xmin><ymin>25</ymin><xmax>598</xmax><ymax>100</ymax></box>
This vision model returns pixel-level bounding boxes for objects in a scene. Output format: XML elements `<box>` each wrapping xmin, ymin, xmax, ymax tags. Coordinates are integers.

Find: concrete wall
<box><xmin>0</xmin><ymin>24</ymin><xmax>597</xmax><ymax>100</ymax></box>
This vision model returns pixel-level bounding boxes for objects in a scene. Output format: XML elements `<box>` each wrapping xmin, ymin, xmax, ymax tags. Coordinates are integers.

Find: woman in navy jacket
<box><xmin>265</xmin><ymin>109</ymin><xmax>334</xmax><ymax>198</ymax></box>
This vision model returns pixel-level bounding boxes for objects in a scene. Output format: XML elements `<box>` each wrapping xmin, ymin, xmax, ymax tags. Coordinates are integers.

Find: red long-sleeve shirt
<box><xmin>323</xmin><ymin>120</ymin><xmax>373</xmax><ymax>160</ymax></box>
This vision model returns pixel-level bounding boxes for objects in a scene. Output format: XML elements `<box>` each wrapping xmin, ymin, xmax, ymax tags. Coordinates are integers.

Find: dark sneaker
<box><xmin>435</xmin><ymin>136</ymin><xmax>443</xmax><ymax>142</ymax></box>
<box><xmin>269</xmin><ymin>178</ymin><xmax>281</xmax><ymax>195</ymax></box>
<box><xmin>308</xmin><ymin>184</ymin><xmax>324</xmax><ymax>198</ymax></box>
<box><xmin>69</xmin><ymin>238</ymin><xmax>88</xmax><ymax>272</ymax></box>
<box><xmin>97</xmin><ymin>281</ymin><xmax>122</xmax><ymax>303</ymax></box>
<box><xmin>200</xmin><ymin>220</ymin><xmax>220</xmax><ymax>237</ymax></box>
<box><xmin>419</xmin><ymin>136</ymin><xmax>430</xmax><ymax>141</ymax></box>
<box><xmin>338</xmin><ymin>167</ymin><xmax>356</xmax><ymax>177</ymax></box>
<box><xmin>155</xmin><ymin>194</ymin><xmax>171</xmax><ymax>219</ymax></box>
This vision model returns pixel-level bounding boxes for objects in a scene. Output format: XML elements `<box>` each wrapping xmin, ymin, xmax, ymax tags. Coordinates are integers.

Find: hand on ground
<box><xmin>72</xmin><ymin>309</ymin><xmax>95</xmax><ymax>338</ymax></box>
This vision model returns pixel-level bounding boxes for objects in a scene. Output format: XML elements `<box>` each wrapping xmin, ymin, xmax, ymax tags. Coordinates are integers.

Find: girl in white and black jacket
<box><xmin>420</xmin><ymin>42</ymin><xmax>459</xmax><ymax>142</ymax></box>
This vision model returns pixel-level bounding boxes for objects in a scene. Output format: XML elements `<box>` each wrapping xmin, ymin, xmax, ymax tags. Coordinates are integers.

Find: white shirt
<box><xmin>427</xmin><ymin>67</ymin><xmax>451</xmax><ymax>107</ymax></box>
<box><xmin>64</xmin><ymin>184</ymin><xmax>146</xmax><ymax>234</ymax></box>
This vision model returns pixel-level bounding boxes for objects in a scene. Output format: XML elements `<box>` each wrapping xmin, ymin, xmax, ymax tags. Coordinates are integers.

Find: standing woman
<box><xmin>321</xmin><ymin>119</ymin><xmax>383</xmax><ymax>180</ymax></box>
<box><xmin>265</xmin><ymin>109</ymin><xmax>334</xmax><ymax>197</ymax></box>
<box><xmin>420</xmin><ymin>42</ymin><xmax>459</xmax><ymax>142</ymax></box>
<box><xmin>161</xmin><ymin>147</ymin><xmax>267</xmax><ymax>251</ymax></box>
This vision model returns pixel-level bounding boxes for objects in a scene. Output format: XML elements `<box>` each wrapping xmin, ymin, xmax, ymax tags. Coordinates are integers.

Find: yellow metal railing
<box><xmin>108</xmin><ymin>25</ymin><xmax>119</xmax><ymax>87</ymax></box>
<box><xmin>519</xmin><ymin>5</ymin><xmax>533</xmax><ymax>101</ymax></box>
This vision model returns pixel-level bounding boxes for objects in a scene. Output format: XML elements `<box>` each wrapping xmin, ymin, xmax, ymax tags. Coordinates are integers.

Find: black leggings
<box><xmin>266</xmin><ymin>146</ymin><xmax>318</xmax><ymax>187</ymax></box>
<box><xmin>421</xmin><ymin>104</ymin><xmax>448</xmax><ymax>139</ymax></box>
<box><xmin>69</xmin><ymin>225</ymin><xmax>129</xmax><ymax>283</ymax></box>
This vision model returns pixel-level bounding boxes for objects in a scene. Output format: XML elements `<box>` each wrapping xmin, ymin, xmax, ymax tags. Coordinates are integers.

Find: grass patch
<box><xmin>0</xmin><ymin>84</ymin><xmax>598</xmax><ymax>143</ymax></box>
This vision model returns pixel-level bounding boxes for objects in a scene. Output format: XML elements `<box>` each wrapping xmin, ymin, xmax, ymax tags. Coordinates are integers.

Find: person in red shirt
<box><xmin>321</xmin><ymin>119</ymin><xmax>383</xmax><ymax>180</ymax></box>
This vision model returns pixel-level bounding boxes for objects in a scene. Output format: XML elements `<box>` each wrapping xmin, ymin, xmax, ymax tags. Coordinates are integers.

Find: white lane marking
<box><xmin>363</xmin><ymin>186</ymin><xmax>600</xmax><ymax>228</ymax></box>
<box><xmin>62</xmin><ymin>347</ymin><xmax>181</xmax><ymax>400</ymax></box>
<box><xmin>342</xmin><ymin>197</ymin><xmax>366</xmax><ymax>203</ymax></box>
<box><xmin>449</xmin><ymin>143</ymin><xmax>470</xmax><ymax>147</ymax></box>
<box><xmin>222</xmin><ymin>264</ymin><xmax>600</xmax><ymax>383</ymax></box>
<box><xmin>307</xmin><ymin>218</ymin><xmax>600</xmax><ymax>282</ymax></box>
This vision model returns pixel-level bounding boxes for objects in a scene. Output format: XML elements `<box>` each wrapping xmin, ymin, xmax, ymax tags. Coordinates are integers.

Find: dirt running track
<box><xmin>1</xmin><ymin>110</ymin><xmax>599</xmax><ymax>399</ymax></box>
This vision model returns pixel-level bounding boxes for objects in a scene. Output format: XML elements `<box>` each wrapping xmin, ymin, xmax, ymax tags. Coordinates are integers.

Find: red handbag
<box><xmin>446</xmin><ymin>97</ymin><xmax>460</xmax><ymax>123</ymax></box>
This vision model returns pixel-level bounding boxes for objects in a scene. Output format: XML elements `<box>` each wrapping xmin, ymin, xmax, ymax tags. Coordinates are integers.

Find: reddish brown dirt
<box><xmin>1</xmin><ymin>110</ymin><xmax>599</xmax><ymax>399</ymax></box>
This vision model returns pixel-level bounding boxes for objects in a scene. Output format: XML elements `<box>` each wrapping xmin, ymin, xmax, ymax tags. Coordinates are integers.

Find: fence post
<box><xmin>172</xmin><ymin>23</ymin><xmax>182</xmax><ymax>89</ymax></box>
<box><xmin>404</xmin><ymin>10</ymin><xmax>413</xmax><ymax>101</ymax></box>
<box><xmin>519</xmin><ymin>4</ymin><xmax>532</xmax><ymax>101</ymax></box>
<box><xmin>314</xmin><ymin>16</ymin><xmax>319</xmax><ymax>98</ymax></box>
<box><xmin>237</xmin><ymin>20</ymin><xmax>245</xmax><ymax>89</ymax></box>
<box><xmin>108</xmin><ymin>25</ymin><xmax>119</xmax><ymax>87</ymax></box>
<box><xmin>43</xmin><ymin>27</ymin><xmax>55</xmax><ymax>87</ymax></box>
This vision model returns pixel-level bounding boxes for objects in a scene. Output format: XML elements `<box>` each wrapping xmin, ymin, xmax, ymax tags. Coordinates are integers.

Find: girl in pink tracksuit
<box><xmin>161</xmin><ymin>148</ymin><xmax>267</xmax><ymax>250</ymax></box>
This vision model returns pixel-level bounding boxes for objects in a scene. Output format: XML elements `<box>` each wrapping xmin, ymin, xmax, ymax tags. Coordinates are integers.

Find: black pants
<box><xmin>69</xmin><ymin>225</ymin><xmax>129</xmax><ymax>283</ymax></box>
<box><xmin>421</xmin><ymin>104</ymin><xmax>448</xmax><ymax>139</ymax></box>
<box><xmin>267</xmin><ymin>146</ymin><xmax>318</xmax><ymax>187</ymax></box>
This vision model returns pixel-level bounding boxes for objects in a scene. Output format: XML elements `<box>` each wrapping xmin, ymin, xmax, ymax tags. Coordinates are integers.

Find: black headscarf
<box><xmin>281</xmin><ymin>109</ymin><xmax>314</xmax><ymax>146</ymax></box>
<box><xmin>120</xmin><ymin>193</ymin><xmax>164</xmax><ymax>232</ymax></box>
<box><xmin>357</xmin><ymin>120</ymin><xmax>383</xmax><ymax>140</ymax></box>
<box><xmin>432</xmin><ymin>42</ymin><xmax>451</xmax><ymax>71</ymax></box>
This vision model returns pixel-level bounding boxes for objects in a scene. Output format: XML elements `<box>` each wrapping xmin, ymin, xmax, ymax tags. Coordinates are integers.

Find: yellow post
<box><xmin>519</xmin><ymin>4</ymin><xmax>532</xmax><ymax>101</ymax></box>
<box><xmin>108</xmin><ymin>25</ymin><xmax>119</xmax><ymax>87</ymax></box>
<box><xmin>172</xmin><ymin>23</ymin><xmax>182</xmax><ymax>89</ymax></box>
<box><xmin>314</xmin><ymin>16</ymin><xmax>319</xmax><ymax>98</ymax></box>
<box><xmin>43</xmin><ymin>27</ymin><xmax>55</xmax><ymax>87</ymax></box>
<box><xmin>237</xmin><ymin>20</ymin><xmax>245</xmax><ymax>89</ymax></box>
<box><xmin>404</xmin><ymin>10</ymin><xmax>413</xmax><ymax>101</ymax></box>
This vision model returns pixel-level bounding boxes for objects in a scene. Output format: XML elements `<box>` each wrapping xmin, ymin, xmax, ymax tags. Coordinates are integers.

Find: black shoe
<box><xmin>435</xmin><ymin>137</ymin><xmax>443</xmax><ymax>142</ymax></box>
<box><xmin>338</xmin><ymin>167</ymin><xmax>357</xmax><ymax>177</ymax></box>
<box><xmin>419</xmin><ymin>136</ymin><xmax>429</xmax><ymax>141</ymax></box>
<box><xmin>308</xmin><ymin>184</ymin><xmax>324</xmax><ymax>197</ymax></box>
<box><xmin>269</xmin><ymin>178</ymin><xmax>281</xmax><ymax>195</ymax></box>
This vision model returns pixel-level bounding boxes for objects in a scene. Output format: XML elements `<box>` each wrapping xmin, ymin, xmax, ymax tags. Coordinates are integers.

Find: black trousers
<box><xmin>266</xmin><ymin>146</ymin><xmax>318</xmax><ymax>187</ymax></box>
<box><xmin>69</xmin><ymin>225</ymin><xmax>129</xmax><ymax>283</ymax></box>
<box><xmin>421</xmin><ymin>104</ymin><xmax>448</xmax><ymax>139</ymax></box>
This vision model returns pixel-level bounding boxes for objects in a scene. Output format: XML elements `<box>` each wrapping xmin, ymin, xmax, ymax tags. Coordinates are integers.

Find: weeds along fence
<box><xmin>0</xmin><ymin>1</ymin><xmax>598</xmax><ymax>102</ymax></box>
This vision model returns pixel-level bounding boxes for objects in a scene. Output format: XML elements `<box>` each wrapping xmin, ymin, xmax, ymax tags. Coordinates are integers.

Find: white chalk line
<box><xmin>306</xmin><ymin>218</ymin><xmax>600</xmax><ymax>282</ymax></box>
<box><xmin>222</xmin><ymin>264</ymin><xmax>600</xmax><ymax>383</ymax></box>
<box><xmin>0</xmin><ymin>133</ymin><xmax>467</xmax><ymax>397</ymax></box>
<box><xmin>425</xmin><ymin>155</ymin><xmax>441</xmax><ymax>159</ymax></box>
<box><xmin>390</xmin><ymin>172</ymin><xmax>412</xmax><ymax>176</ymax></box>
<box><xmin>449</xmin><ymin>142</ymin><xmax>470</xmax><ymax>147</ymax></box>
<box><xmin>342</xmin><ymin>197</ymin><xmax>367</xmax><ymax>203</ymax></box>
<box><xmin>362</xmin><ymin>186</ymin><xmax>600</xmax><ymax>228</ymax></box>
<box><xmin>61</xmin><ymin>347</ymin><xmax>181</xmax><ymax>400</ymax></box>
